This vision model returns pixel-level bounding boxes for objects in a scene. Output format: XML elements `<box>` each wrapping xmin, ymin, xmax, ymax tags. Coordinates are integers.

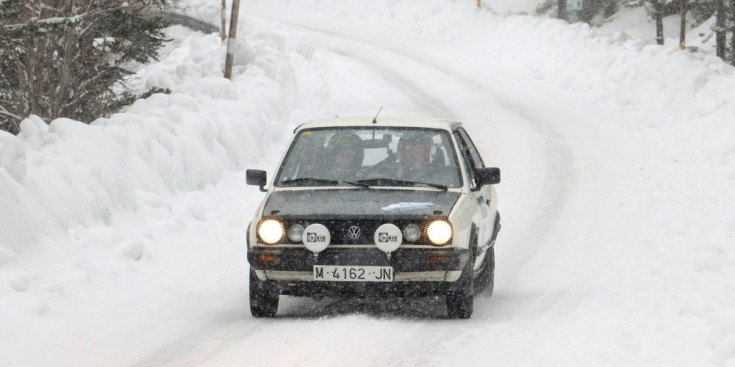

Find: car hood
<box><xmin>263</xmin><ymin>189</ymin><xmax>460</xmax><ymax>217</ymax></box>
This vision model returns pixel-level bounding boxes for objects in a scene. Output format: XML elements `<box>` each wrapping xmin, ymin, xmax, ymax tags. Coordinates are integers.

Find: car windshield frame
<box><xmin>274</xmin><ymin>126</ymin><xmax>464</xmax><ymax>189</ymax></box>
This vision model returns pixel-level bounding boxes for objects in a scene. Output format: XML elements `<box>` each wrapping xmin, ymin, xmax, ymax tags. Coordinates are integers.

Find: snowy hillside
<box><xmin>1</xmin><ymin>0</ymin><xmax>734</xmax><ymax>366</ymax></box>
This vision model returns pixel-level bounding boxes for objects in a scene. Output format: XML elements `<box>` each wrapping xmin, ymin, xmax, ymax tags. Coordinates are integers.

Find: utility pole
<box><xmin>224</xmin><ymin>0</ymin><xmax>241</xmax><ymax>80</ymax></box>
<box><xmin>679</xmin><ymin>0</ymin><xmax>687</xmax><ymax>50</ymax></box>
<box><xmin>220</xmin><ymin>0</ymin><xmax>227</xmax><ymax>41</ymax></box>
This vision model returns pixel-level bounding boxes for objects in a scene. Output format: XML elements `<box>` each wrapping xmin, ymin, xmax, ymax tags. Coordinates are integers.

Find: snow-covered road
<box><xmin>3</xmin><ymin>0</ymin><xmax>735</xmax><ymax>366</ymax></box>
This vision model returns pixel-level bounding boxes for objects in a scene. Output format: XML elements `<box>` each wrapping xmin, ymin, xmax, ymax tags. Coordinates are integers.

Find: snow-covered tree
<box><xmin>0</xmin><ymin>0</ymin><xmax>170</xmax><ymax>134</ymax></box>
<box><xmin>623</xmin><ymin>0</ymin><xmax>735</xmax><ymax>58</ymax></box>
<box><xmin>623</xmin><ymin>0</ymin><xmax>678</xmax><ymax>44</ymax></box>
<box><xmin>576</xmin><ymin>0</ymin><xmax>619</xmax><ymax>22</ymax></box>
<box><xmin>707</xmin><ymin>0</ymin><xmax>735</xmax><ymax>62</ymax></box>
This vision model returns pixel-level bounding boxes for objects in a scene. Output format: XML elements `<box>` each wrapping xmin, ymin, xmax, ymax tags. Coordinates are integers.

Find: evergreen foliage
<box><xmin>0</xmin><ymin>0</ymin><xmax>171</xmax><ymax>134</ymax></box>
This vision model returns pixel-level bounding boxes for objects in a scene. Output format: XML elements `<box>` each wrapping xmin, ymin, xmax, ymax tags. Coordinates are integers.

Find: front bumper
<box><xmin>247</xmin><ymin>246</ymin><xmax>470</xmax><ymax>297</ymax></box>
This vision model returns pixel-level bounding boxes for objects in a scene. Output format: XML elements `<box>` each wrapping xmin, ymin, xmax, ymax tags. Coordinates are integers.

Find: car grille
<box><xmin>282</xmin><ymin>218</ymin><xmax>429</xmax><ymax>245</ymax></box>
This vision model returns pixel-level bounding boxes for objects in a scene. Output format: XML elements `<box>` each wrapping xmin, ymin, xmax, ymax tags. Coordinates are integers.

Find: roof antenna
<box><xmin>372</xmin><ymin>106</ymin><xmax>383</xmax><ymax>124</ymax></box>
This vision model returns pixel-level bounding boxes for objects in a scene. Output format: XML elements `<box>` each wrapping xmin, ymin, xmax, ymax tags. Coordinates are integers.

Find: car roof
<box><xmin>293</xmin><ymin>117</ymin><xmax>462</xmax><ymax>133</ymax></box>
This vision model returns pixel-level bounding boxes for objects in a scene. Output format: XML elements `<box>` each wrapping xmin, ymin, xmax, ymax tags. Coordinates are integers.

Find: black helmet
<box><xmin>398</xmin><ymin>131</ymin><xmax>432</xmax><ymax>152</ymax></box>
<box><xmin>329</xmin><ymin>132</ymin><xmax>364</xmax><ymax>167</ymax></box>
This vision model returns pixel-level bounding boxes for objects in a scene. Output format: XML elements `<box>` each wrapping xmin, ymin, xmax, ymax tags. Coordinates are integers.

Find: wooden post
<box><xmin>224</xmin><ymin>0</ymin><xmax>241</xmax><ymax>79</ymax></box>
<box><xmin>679</xmin><ymin>0</ymin><xmax>687</xmax><ymax>50</ymax></box>
<box><xmin>220</xmin><ymin>0</ymin><xmax>227</xmax><ymax>41</ymax></box>
<box><xmin>477</xmin><ymin>0</ymin><xmax>481</xmax><ymax>7</ymax></box>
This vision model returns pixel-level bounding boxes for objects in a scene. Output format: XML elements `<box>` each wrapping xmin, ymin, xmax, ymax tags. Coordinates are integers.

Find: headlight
<box><xmin>287</xmin><ymin>224</ymin><xmax>304</xmax><ymax>242</ymax></box>
<box><xmin>403</xmin><ymin>224</ymin><xmax>421</xmax><ymax>242</ymax></box>
<box><xmin>257</xmin><ymin>219</ymin><xmax>284</xmax><ymax>245</ymax></box>
<box><xmin>426</xmin><ymin>220</ymin><xmax>452</xmax><ymax>246</ymax></box>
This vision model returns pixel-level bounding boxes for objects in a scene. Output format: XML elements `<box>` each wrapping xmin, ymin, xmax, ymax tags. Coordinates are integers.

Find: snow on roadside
<box><xmin>0</xmin><ymin>16</ymin><xmax>331</xmax><ymax>367</ymax></box>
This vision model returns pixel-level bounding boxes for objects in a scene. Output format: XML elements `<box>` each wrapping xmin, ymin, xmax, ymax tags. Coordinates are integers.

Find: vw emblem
<box><xmin>346</xmin><ymin>225</ymin><xmax>361</xmax><ymax>240</ymax></box>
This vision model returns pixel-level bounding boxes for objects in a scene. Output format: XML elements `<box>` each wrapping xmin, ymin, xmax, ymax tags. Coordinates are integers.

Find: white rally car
<box><xmin>245</xmin><ymin>117</ymin><xmax>501</xmax><ymax>318</ymax></box>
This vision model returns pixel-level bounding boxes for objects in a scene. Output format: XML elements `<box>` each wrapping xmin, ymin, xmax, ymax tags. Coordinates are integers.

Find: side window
<box><xmin>454</xmin><ymin>131</ymin><xmax>478</xmax><ymax>190</ymax></box>
<box><xmin>457</xmin><ymin>128</ymin><xmax>485</xmax><ymax>169</ymax></box>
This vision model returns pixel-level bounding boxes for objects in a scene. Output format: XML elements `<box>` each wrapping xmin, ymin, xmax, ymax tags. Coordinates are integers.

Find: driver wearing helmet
<box><xmin>326</xmin><ymin>132</ymin><xmax>364</xmax><ymax>179</ymax></box>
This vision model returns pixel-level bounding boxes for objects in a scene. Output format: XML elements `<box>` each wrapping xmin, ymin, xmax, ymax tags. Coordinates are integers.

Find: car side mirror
<box><xmin>246</xmin><ymin>169</ymin><xmax>268</xmax><ymax>192</ymax></box>
<box><xmin>476</xmin><ymin>167</ymin><xmax>501</xmax><ymax>186</ymax></box>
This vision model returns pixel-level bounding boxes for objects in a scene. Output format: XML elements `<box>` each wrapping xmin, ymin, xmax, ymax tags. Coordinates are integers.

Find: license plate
<box><xmin>313</xmin><ymin>265</ymin><xmax>393</xmax><ymax>282</ymax></box>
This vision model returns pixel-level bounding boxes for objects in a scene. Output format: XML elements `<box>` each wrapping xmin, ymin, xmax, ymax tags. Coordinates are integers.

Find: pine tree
<box><xmin>576</xmin><ymin>0</ymin><xmax>619</xmax><ymax>22</ymax></box>
<box><xmin>0</xmin><ymin>0</ymin><xmax>170</xmax><ymax>134</ymax></box>
<box><xmin>622</xmin><ymin>0</ymin><xmax>677</xmax><ymax>44</ymax></box>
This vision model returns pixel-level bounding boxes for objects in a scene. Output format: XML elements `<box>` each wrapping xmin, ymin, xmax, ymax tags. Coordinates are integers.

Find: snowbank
<box><xmin>0</xmin><ymin>17</ymin><xmax>328</xmax><ymax>364</ymax></box>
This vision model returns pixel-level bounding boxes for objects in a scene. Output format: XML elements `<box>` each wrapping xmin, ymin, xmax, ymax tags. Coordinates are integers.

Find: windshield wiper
<box><xmin>280</xmin><ymin>177</ymin><xmax>370</xmax><ymax>188</ymax></box>
<box><xmin>340</xmin><ymin>180</ymin><xmax>371</xmax><ymax>189</ymax></box>
<box><xmin>355</xmin><ymin>178</ymin><xmax>447</xmax><ymax>190</ymax></box>
<box><xmin>280</xmin><ymin>177</ymin><xmax>339</xmax><ymax>186</ymax></box>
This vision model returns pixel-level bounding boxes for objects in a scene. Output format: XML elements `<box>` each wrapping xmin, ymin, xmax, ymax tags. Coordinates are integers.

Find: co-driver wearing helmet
<box><xmin>397</xmin><ymin>134</ymin><xmax>435</xmax><ymax>182</ymax></box>
<box><xmin>325</xmin><ymin>132</ymin><xmax>364</xmax><ymax>180</ymax></box>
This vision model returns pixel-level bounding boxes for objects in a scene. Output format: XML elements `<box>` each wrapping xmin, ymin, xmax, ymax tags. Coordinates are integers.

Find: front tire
<box><xmin>249</xmin><ymin>270</ymin><xmax>279</xmax><ymax>318</ymax></box>
<box><xmin>446</xmin><ymin>285</ymin><xmax>473</xmax><ymax>319</ymax></box>
<box><xmin>475</xmin><ymin>246</ymin><xmax>495</xmax><ymax>297</ymax></box>
<box><xmin>446</xmin><ymin>233</ymin><xmax>476</xmax><ymax>319</ymax></box>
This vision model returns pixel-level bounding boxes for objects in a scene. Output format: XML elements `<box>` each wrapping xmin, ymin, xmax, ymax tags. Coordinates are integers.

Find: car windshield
<box><xmin>275</xmin><ymin>127</ymin><xmax>462</xmax><ymax>188</ymax></box>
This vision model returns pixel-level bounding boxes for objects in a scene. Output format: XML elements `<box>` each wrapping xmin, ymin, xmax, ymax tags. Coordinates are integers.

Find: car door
<box><xmin>454</xmin><ymin>128</ymin><xmax>494</xmax><ymax>255</ymax></box>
